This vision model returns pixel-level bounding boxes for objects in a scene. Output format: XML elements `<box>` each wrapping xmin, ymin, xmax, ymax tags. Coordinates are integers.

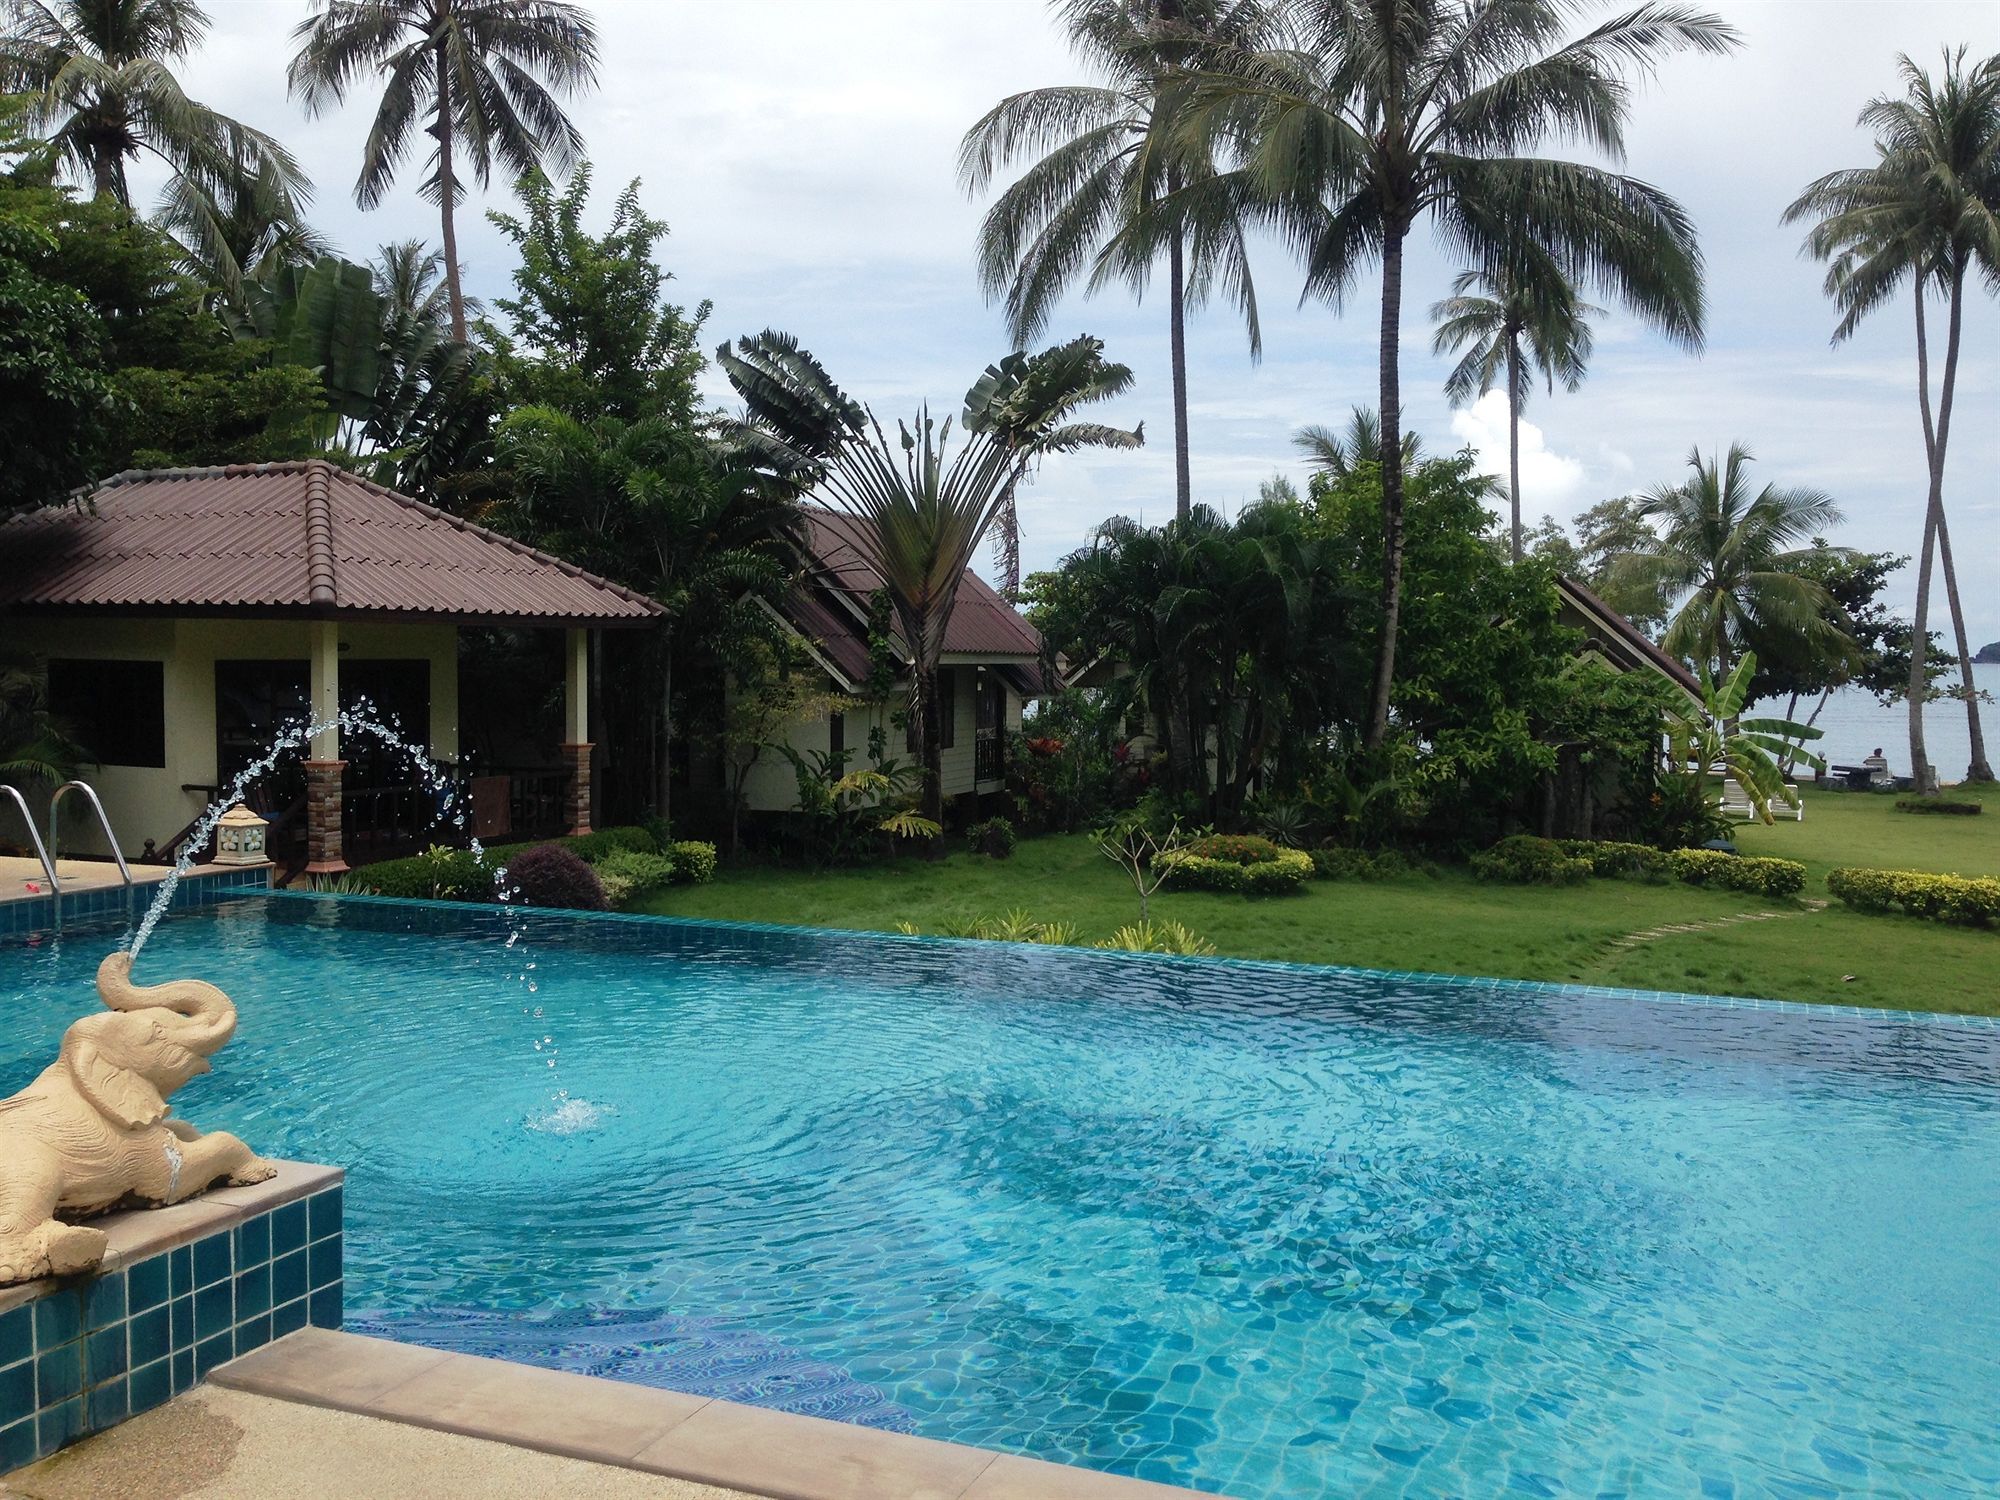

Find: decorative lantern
<box><xmin>213</xmin><ymin>803</ymin><xmax>269</xmax><ymax>865</ymax></box>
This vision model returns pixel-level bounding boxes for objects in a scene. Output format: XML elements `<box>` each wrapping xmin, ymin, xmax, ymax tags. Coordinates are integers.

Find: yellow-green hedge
<box><xmin>1666</xmin><ymin>849</ymin><xmax>1807</xmax><ymax>898</ymax></box>
<box><xmin>1827</xmin><ymin>867</ymin><xmax>2000</xmax><ymax>926</ymax></box>
<box><xmin>1158</xmin><ymin>846</ymin><xmax>1315</xmax><ymax>894</ymax></box>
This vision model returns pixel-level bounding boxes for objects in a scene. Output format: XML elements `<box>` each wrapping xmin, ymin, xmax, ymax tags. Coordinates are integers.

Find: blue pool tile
<box><xmin>272</xmin><ymin>1249</ymin><xmax>307</xmax><ymax>1308</ymax></box>
<box><xmin>307</xmin><ymin>1286</ymin><xmax>342</xmax><ymax>1331</ymax></box>
<box><xmin>0</xmin><ymin>1306</ymin><xmax>28</xmax><ymax>1367</ymax></box>
<box><xmin>194</xmin><ymin>1283</ymin><xmax>232</xmax><ymax>1343</ymax></box>
<box><xmin>128</xmin><ymin>1303</ymin><xmax>171</xmax><ymax>1368</ymax></box>
<box><xmin>309</xmin><ymin>1189</ymin><xmax>342</xmax><ymax>1244</ymax></box>
<box><xmin>35</xmin><ymin>1340</ymin><xmax>82</xmax><ymax>1405</ymax></box>
<box><xmin>169</xmin><ymin>1246</ymin><xmax>192</xmax><ymax>1299</ymax></box>
<box><xmin>0</xmin><ymin>1359</ymin><xmax>32</xmax><ymax>1423</ymax></box>
<box><xmin>37</xmin><ymin>1395</ymin><xmax>81</xmax><ymax>1455</ymax></box>
<box><xmin>169</xmin><ymin>1295</ymin><xmax>193</xmax><ymax>1352</ymax></box>
<box><xmin>128</xmin><ymin>1358</ymin><xmax>171</xmax><ymax>1416</ymax></box>
<box><xmin>234</xmin><ymin>1313</ymin><xmax>273</xmax><ymax>1358</ymax></box>
<box><xmin>169</xmin><ymin>1349</ymin><xmax>193</xmax><ymax>1396</ymax></box>
<box><xmin>33</xmin><ymin>1292</ymin><xmax>81</xmax><ymax>1350</ymax></box>
<box><xmin>235</xmin><ymin>1215</ymin><xmax>270</xmax><ymax>1268</ymax></box>
<box><xmin>192</xmin><ymin>1232</ymin><xmax>232</xmax><ymax>1289</ymax></box>
<box><xmin>308</xmin><ymin>1235</ymin><xmax>342</xmax><ymax>1292</ymax></box>
<box><xmin>83</xmin><ymin>1270</ymin><xmax>126</xmax><ymax>1330</ymax></box>
<box><xmin>193</xmin><ymin>1332</ymin><xmax>232</xmax><ymax>1381</ymax></box>
<box><xmin>237</xmin><ymin>1264</ymin><xmax>271</xmax><ymax>1321</ymax></box>
<box><xmin>272</xmin><ymin>1298</ymin><xmax>308</xmax><ymax>1340</ymax></box>
<box><xmin>86</xmin><ymin>1377</ymin><xmax>127</xmax><ymax>1429</ymax></box>
<box><xmin>272</xmin><ymin>1201</ymin><xmax>308</xmax><ymax>1257</ymax></box>
<box><xmin>0</xmin><ymin>1416</ymin><xmax>37</xmax><ymax>1474</ymax></box>
<box><xmin>127</xmin><ymin>1256</ymin><xmax>169</xmax><ymax>1313</ymax></box>
<box><xmin>85</xmin><ymin>1325</ymin><xmax>127</xmax><ymax>1383</ymax></box>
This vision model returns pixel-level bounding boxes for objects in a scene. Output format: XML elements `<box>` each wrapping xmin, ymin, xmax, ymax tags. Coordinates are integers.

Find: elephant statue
<box><xmin>0</xmin><ymin>951</ymin><xmax>274</xmax><ymax>1286</ymax></box>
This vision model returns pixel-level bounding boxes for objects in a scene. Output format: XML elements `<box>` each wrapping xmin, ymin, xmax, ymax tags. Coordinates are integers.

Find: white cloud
<box><xmin>1449</xmin><ymin>392</ymin><xmax>1589</xmax><ymax>513</ymax></box>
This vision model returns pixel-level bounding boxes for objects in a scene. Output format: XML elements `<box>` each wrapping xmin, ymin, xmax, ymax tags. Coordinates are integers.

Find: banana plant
<box><xmin>227</xmin><ymin>256</ymin><xmax>382</xmax><ymax>421</ymax></box>
<box><xmin>1666</xmin><ymin>653</ymin><xmax>1826</xmax><ymax>824</ymax></box>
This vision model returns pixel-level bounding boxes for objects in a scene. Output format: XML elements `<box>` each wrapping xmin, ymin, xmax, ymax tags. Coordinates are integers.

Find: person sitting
<box><xmin>1862</xmin><ymin>748</ymin><xmax>1891</xmax><ymax>788</ymax></box>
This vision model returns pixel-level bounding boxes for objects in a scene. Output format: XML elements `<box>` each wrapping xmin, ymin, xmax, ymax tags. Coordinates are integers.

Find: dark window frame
<box><xmin>47</xmin><ymin>658</ymin><xmax>167</xmax><ymax>769</ymax></box>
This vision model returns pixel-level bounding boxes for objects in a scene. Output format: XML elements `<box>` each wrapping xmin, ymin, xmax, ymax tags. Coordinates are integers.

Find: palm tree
<box><xmin>1784</xmin><ymin>49</ymin><xmax>1998</xmax><ymax>787</ymax></box>
<box><xmin>1430</xmin><ymin>259</ymin><xmax>1601</xmax><ymax>561</ymax></box>
<box><xmin>287</xmin><ymin>0</ymin><xmax>600</xmax><ymax>344</ymax></box>
<box><xmin>719</xmin><ymin>332</ymin><xmax>1024</xmax><ymax>838</ymax></box>
<box><xmin>1611</xmin><ymin>443</ymin><xmax>1849</xmax><ymax>684</ymax></box>
<box><xmin>2</xmin><ymin>0</ymin><xmax>312</xmax><ymax>292</ymax></box>
<box><xmin>1293</xmin><ymin>405</ymin><xmax>1420</xmax><ymax>483</ymax></box>
<box><xmin>962</xmin><ymin>333</ymin><xmax>1144</xmax><ymax>598</ymax></box>
<box><xmin>1156</xmin><ymin>0</ymin><xmax>1733</xmax><ymax>748</ymax></box>
<box><xmin>959</xmin><ymin>0</ymin><xmax>1267</xmax><ymax>518</ymax></box>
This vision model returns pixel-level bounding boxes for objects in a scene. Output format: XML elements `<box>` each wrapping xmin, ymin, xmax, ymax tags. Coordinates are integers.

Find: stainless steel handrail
<box><xmin>49</xmin><ymin>780</ymin><xmax>134</xmax><ymax>886</ymax></box>
<box><xmin>2</xmin><ymin>784</ymin><xmax>62</xmax><ymax>893</ymax></box>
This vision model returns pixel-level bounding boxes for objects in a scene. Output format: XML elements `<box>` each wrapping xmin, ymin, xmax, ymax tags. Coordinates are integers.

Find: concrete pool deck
<box><xmin>5</xmin><ymin>1328</ymin><xmax>1211</xmax><ymax>1500</ymax></box>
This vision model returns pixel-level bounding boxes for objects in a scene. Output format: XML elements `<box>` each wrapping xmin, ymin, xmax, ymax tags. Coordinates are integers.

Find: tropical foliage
<box><xmin>1664</xmin><ymin>654</ymin><xmax>1826</xmax><ymax>825</ymax></box>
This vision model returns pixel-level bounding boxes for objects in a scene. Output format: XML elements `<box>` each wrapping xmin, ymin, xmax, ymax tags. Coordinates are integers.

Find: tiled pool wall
<box><xmin>0</xmin><ymin>1175</ymin><xmax>343</xmax><ymax>1473</ymax></box>
<box><xmin>0</xmin><ymin>864</ymin><xmax>273</xmax><ymax>938</ymax></box>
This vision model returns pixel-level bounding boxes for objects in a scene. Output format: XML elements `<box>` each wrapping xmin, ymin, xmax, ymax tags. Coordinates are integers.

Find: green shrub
<box><xmin>966</xmin><ymin>818</ymin><xmax>1017</xmax><ymax>859</ymax></box>
<box><xmin>592</xmin><ymin>849</ymin><xmax>676</xmax><ymax>905</ymax></box>
<box><xmin>1157</xmin><ymin>845</ymin><xmax>1314</xmax><ymax>894</ymax></box>
<box><xmin>1470</xmin><ymin>835</ymin><xmax>1592</xmax><ymax>886</ymax></box>
<box><xmin>1827</xmin><ymin>867</ymin><xmax>2000</xmax><ymax>926</ymax></box>
<box><xmin>358</xmin><ymin>844</ymin><xmax>497</xmax><ymax>901</ymax></box>
<box><xmin>1184</xmin><ymin>833</ymin><xmax>1284</xmax><ymax>865</ymax></box>
<box><xmin>1309</xmin><ymin>846</ymin><xmax>1428</xmax><ymax>881</ymax></box>
<box><xmin>1894</xmin><ymin>799</ymin><xmax>1983</xmax><ymax>816</ymax></box>
<box><xmin>1093</xmin><ymin>920</ymin><xmax>1217</xmax><ymax>956</ymax></box>
<box><xmin>562</xmin><ymin>826</ymin><xmax>661</xmax><ymax>861</ymax></box>
<box><xmin>1557</xmin><ymin>839</ymin><xmax>1670</xmax><ymax>879</ymax></box>
<box><xmin>507</xmin><ymin>843</ymin><xmax>608</xmax><ymax>910</ymax></box>
<box><xmin>666</xmin><ymin>840</ymin><xmax>718</xmax><ymax>885</ymax></box>
<box><xmin>1666</xmin><ymin>849</ymin><xmax>1807</xmax><ymax>898</ymax></box>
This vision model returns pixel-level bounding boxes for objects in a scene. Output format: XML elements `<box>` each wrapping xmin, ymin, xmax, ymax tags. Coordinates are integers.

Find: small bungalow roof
<box><xmin>0</xmin><ymin>462</ymin><xmax>662</xmax><ymax>628</ymax></box>
<box><xmin>775</xmin><ymin>509</ymin><xmax>1046</xmax><ymax>688</ymax></box>
<box><xmin>1556</xmin><ymin>575</ymin><xmax>1702</xmax><ymax>697</ymax></box>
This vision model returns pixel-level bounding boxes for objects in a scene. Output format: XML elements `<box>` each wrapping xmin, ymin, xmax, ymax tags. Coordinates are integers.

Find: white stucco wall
<box><xmin>8</xmin><ymin>615</ymin><xmax>459</xmax><ymax>858</ymax></box>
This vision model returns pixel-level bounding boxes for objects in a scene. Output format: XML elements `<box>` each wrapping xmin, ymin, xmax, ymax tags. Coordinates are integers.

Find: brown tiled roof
<box><xmin>0</xmin><ymin>463</ymin><xmax>662</xmax><ymax>627</ymax></box>
<box><xmin>790</xmin><ymin>509</ymin><xmax>1043</xmax><ymax>671</ymax></box>
<box><xmin>1556</xmin><ymin>575</ymin><xmax>1701</xmax><ymax>696</ymax></box>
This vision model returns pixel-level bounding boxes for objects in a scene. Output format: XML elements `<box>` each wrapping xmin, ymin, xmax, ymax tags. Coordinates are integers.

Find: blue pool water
<box><xmin>4</xmin><ymin>895</ymin><xmax>1998</xmax><ymax>1498</ymax></box>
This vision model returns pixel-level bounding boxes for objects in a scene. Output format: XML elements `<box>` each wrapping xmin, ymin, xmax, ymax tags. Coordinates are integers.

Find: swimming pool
<box><xmin>5</xmin><ymin>895</ymin><xmax>1996</xmax><ymax>1497</ymax></box>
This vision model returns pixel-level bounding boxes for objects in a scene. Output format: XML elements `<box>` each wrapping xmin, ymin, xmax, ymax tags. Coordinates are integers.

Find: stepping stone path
<box><xmin>1605</xmin><ymin>900</ymin><xmax>1828</xmax><ymax>950</ymax></box>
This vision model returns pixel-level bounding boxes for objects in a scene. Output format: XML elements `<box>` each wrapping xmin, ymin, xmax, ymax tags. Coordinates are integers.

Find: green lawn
<box><xmin>636</xmin><ymin>784</ymin><xmax>1999</xmax><ymax>1016</ymax></box>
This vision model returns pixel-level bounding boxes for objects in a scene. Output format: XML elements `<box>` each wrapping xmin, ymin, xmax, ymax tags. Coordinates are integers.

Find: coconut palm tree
<box><xmin>1292</xmin><ymin>405</ymin><xmax>1420</xmax><ymax>483</ymax></box>
<box><xmin>1430</xmin><ymin>259</ymin><xmax>1602</xmax><ymax>562</ymax></box>
<box><xmin>1611</xmin><ymin>443</ymin><xmax>1849</xmax><ymax>685</ymax></box>
<box><xmin>2</xmin><ymin>0</ymin><xmax>313</xmax><ymax>293</ymax></box>
<box><xmin>287</xmin><ymin>0</ymin><xmax>599</xmax><ymax>344</ymax></box>
<box><xmin>1153</xmin><ymin>0</ymin><xmax>1733</xmax><ymax>748</ymax></box>
<box><xmin>962</xmin><ymin>333</ymin><xmax>1144</xmax><ymax>598</ymax></box>
<box><xmin>959</xmin><ymin>0</ymin><xmax>1268</xmax><ymax>518</ymax></box>
<box><xmin>1784</xmin><ymin>48</ymin><xmax>1999</xmax><ymax>787</ymax></box>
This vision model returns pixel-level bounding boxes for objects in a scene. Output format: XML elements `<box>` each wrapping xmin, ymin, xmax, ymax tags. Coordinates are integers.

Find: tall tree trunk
<box><xmin>994</xmin><ymin>478</ymin><xmax>1021</xmax><ymax>601</ymax></box>
<box><xmin>1908</xmin><ymin>278</ymin><xmax>1939</xmax><ymax>794</ymax></box>
<box><xmin>1506</xmin><ymin>338</ymin><xmax>1523</xmax><ymax>562</ymax></box>
<box><xmin>435</xmin><ymin>48</ymin><xmax>468</xmax><ymax>344</ymax></box>
<box><xmin>1929</xmin><ymin>263</ymin><xmax>1992</xmax><ymax>783</ymax></box>
<box><xmin>1364</xmin><ymin>227</ymin><xmax>1408</xmax><ymax>751</ymax></box>
<box><xmin>917</xmin><ymin>659</ymin><xmax>945</xmax><ymax>860</ymax></box>
<box><xmin>656</xmin><ymin>640</ymin><xmax>674</xmax><ymax>824</ymax></box>
<box><xmin>1168</xmin><ymin>228</ymin><xmax>1192</xmax><ymax>520</ymax></box>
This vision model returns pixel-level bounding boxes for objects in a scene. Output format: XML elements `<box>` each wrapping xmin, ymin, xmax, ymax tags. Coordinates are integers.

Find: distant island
<box><xmin>1980</xmin><ymin>641</ymin><xmax>2000</xmax><ymax>664</ymax></box>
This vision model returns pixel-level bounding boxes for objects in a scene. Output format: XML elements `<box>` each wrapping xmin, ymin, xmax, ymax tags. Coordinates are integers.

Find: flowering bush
<box><xmin>1184</xmin><ymin>833</ymin><xmax>1284</xmax><ymax>865</ymax></box>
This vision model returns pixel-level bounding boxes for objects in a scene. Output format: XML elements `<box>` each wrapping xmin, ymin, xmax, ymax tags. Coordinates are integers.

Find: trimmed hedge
<box><xmin>665</xmin><ymin>840</ymin><xmax>718</xmax><ymax>885</ymax></box>
<box><xmin>507</xmin><ymin>843</ymin><xmax>609</xmax><ymax>910</ymax></box>
<box><xmin>1556</xmin><ymin>839</ymin><xmax>1669</xmax><ymax>879</ymax></box>
<box><xmin>593</xmin><ymin>849</ymin><xmax>676</xmax><ymax>904</ymax></box>
<box><xmin>1666</xmin><ymin>849</ymin><xmax>1807</xmax><ymax>898</ymax></box>
<box><xmin>1184</xmin><ymin>833</ymin><xmax>1286</xmax><ymax>865</ymax></box>
<box><xmin>1470</xmin><ymin>835</ymin><xmax>1593</xmax><ymax>886</ymax></box>
<box><xmin>1158</xmin><ymin>845</ymin><xmax>1314</xmax><ymax>894</ymax></box>
<box><xmin>347</xmin><ymin>826</ymin><xmax>665</xmax><ymax>903</ymax></box>
<box><xmin>1894</xmin><ymin>799</ymin><xmax>1983</xmax><ymax>816</ymax></box>
<box><xmin>1828</xmin><ymin>867</ymin><xmax>2000</xmax><ymax>926</ymax></box>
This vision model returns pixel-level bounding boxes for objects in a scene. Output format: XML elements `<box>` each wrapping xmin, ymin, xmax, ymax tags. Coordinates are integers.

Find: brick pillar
<box><xmin>303</xmin><ymin>760</ymin><xmax>348</xmax><ymax>874</ymax></box>
<box><xmin>561</xmin><ymin>743</ymin><xmax>593</xmax><ymax>836</ymax></box>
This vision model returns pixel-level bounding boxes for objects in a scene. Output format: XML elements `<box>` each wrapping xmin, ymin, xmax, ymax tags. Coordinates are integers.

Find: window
<box><xmin>47</xmin><ymin>659</ymin><xmax>166</xmax><ymax>768</ymax></box>
<box><xmin>828</xmin><ymin>710</ymin><xmax>845</xmax><ymax>761</ymax></box>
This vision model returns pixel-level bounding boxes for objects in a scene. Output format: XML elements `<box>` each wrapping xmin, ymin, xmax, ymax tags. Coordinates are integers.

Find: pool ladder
<box><xmin>1</xmin><ymin>779</ymin><xmax>133</xmax><ymax>898</ymax></box>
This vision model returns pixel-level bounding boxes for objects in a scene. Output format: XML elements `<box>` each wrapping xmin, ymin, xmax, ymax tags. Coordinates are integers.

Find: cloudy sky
<box><xmin>161</xmin><ymin>1</ymin><xmax>1997</xmax><ymax>642</ymax></box>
